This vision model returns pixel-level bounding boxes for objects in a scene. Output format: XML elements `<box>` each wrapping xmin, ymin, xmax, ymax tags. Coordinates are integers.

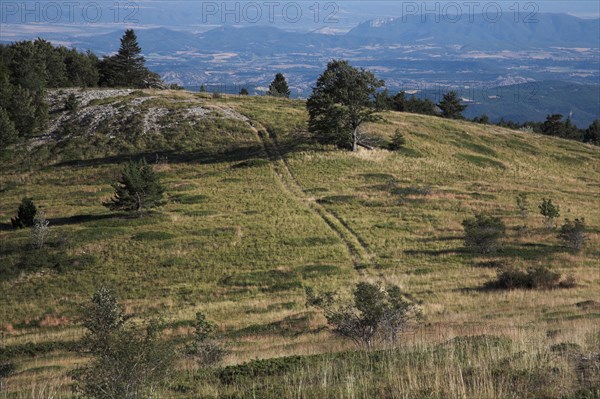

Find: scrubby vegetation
<box><xmin>306</xmin><ymin>282</ymin><xmax>421</xmax><ymax>348</ymax></box>
<box><xmin>486</xmin><ymin>265</ymin><xmax>575</xmax><ymax>290</ymax></box>
<box><xmin>10</xmin><ymin>197</ymin><xmax>37</xmax><ymax>228</ymax></box>
<box><xmin>462</xmin><ymin>213</ymin><xmax>506</xmax><ymax>254</ymax></box>
<box><xmin>0</xmin><ymin>89</ymin><xmax>598</xmax><ymax>398</ymax></box>
<box><xmin>103</xmin><ymin>158</ymin><xmax>165</xmax><ymax>214</ymax></box>
<box><xmin>559</xmin><ymin>218</ymin><xmax>588</xmax><ymax>251</ymax></box>
<box><xmin>72</xmin><ymin>287</ymin><xmax>174</xmax><ymax>398</ymax></box>
<box><xmin>539</xmin><ymin>198</ymin><xmax>561</xmax><ymax>229</ymax></box>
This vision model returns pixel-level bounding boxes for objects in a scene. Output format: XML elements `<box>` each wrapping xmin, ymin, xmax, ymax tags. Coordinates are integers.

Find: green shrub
<box><xmin>186</xmin><ymin>312</ymin><xmax>227</xmax><ymax>367</ymax></box>
<box><xmin>72</xmin><ymin>287</ymin><xmax>175</xmax><ymax>399</ymax></box>
<box><xmin>0</xmin><ymin>362</ymin><xmax>16</xmax><ymax>379</ymax></box>
<box><xmin>0</xmin><ymin>341</ymin><xmax>77</xmax><ymax>358</ymax></box>
<box><xmin>558</xmin><ymin>218</ymin><xmax>587</xmax><ymax>251</ymax></box>
<box><xmin>388</xmin><ymin>129</ymin><xmax>406</xmax><ymax>151</ymax></box>
<box><xmin>306</xmin><ymin>282</ymin><xmax>421</xmax><ymax>348</ymax></box>
<box><xmin>515</xmin><ymin>193</ymin><xmax>529</xmax><ymax>220</ymax></box>
<box><xmin>539</xmin><ymin>198</ymin><xmax>560</xmax><ymax>229</ymax></box>
<box><xmin>487</xmin><ymin>265</ymin><xmax>569</xmax><ymax>290</ymax></box>
<box><xmin>104</xmin><ymin>159</ymin><xmax>165</xmax><ymax>214</ymax></box>
<box><xmin>219</xmin><ymin>355</ymin><xmax>305</xmax><ymax>385</ymax></box>
<box><xmin>462</xmin><ymin>213</ymin><xmax>506</xmax><ymax>254</ymax></box>
<box><xmin>11</xmin><ymin>197</ymin><xmax>37</xmax><ymax>228</ymax></box>
<box><xmin>64</xmin><ymin>93</ymin><xmax>79</xmax><ymax>112</ymax></box>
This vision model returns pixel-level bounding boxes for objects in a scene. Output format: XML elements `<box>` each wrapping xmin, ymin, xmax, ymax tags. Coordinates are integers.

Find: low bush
<box><xmin>64</xmin><ymin>93</ymin><xmax>79</xmax><ymax>112</ymax></box>
<box><xmin>486</xmin><ymin>265</ymin><xmax>573</xmax><ymax>290</ymax></box>
<box><xmin>388</xmin><ymin>129</ymin><xmax>406</xmax><ymax>151</ymax></box>
<box><xmin>539</xmin><ymin>198</ymin><xmax>560</xmax><ymax>229</ymax></box>
<box><xmin>11</xmin><ymin>197</ymin><xmax>37</xmax><ymax>228</ymax></box>
<box><xmin>558</xmin><ymin>218</ymin><xmax>587</xmax><ymax>251</ymax></box>
<box><xmin>306</xmin><ymin>282</ymin><xmax>421</xmax><ymax>348</ymax></box>
<box><xmin>0</xmin><ymin>362</ymin><xmax>16</xmax><ymax>380</ymax></box>
<box><xmin>186</xmin><ymin>312</ymin><xmax>227</xmax><ymax>368</ymax></box>
<box><xmin>219</xmin><ymin>355</ymin><xmax>305</xmax><ymax>385</ymax></box>
<box><xmin>462</xmin><ymin>213</ymin><xmax>506</xmax><ymax>254</ymax></box>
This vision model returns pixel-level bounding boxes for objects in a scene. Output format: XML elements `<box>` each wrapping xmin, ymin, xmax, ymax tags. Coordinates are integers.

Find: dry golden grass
<box><xmin>0</xmin><ymin>91</ymin><xmax>598</xmax><ymax>398</ymax></box>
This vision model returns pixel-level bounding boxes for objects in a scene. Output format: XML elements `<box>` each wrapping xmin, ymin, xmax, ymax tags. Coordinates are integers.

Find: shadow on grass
<box><xmin>405</xmin><ymin>242</ymin><xmax>566</xmax><ymax>261</ymax></box>
<box><xmin>51</xmin><ymin>144</ymin><xmax>268</xmax><ymax>168</ymax></box>
<box><xmin>404</xmin><ymin>248</ymin><xmax>468</xmax><ymax>256</ymax></box>
<box><xmin>419</xmin><ymin>236</ymin><xmax>463</xmax><ymax>243</ymax></box>
<box><xmin>498</xmin><ymin>243</ymin><xmax>566</xmax><ymax>260</ymax></box>
<box><xmin>48</xmin><ymin>213</ymin><xmax>117</xmax><ymax>227</ymax></box>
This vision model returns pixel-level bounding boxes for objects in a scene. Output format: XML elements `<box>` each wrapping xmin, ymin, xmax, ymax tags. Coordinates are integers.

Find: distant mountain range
<box><xmin>66</xmin><ymin>13</ymin><xmax>599</xmax><ymax>55</ymax></box>
<box><xmin>3</xmin><ymin>13</ymin><xmax>599</xmax><ymax>125</ymax></box>
<box><xmin>348</xmin><ymin>13</ymin><xmax>600</xmax><ymax>49</ymax></box>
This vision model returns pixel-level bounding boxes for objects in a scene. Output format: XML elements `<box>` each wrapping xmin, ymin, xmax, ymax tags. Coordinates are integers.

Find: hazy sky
<box><xmin>1</xmin><ymin>0</ymin><xmax>599</xmax><ymax>41</ymax></box>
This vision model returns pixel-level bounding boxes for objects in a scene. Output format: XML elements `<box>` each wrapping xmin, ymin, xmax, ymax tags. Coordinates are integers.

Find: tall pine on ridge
<box><xmin>100</xmin><ymin>30</ymin><xmax>158</xmax><ymax>88</ymax></box>
<box><xmin>267</xmin><ymin>73</ymin><xmax>290</xmax><ymax>98</ymax></box>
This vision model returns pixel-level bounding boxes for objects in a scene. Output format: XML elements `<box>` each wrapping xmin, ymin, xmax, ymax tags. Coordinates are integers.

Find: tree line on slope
<box><xmin>0</xmin><ymin>30</ymin><xmax>160</xmax><ymax>151</ymax></box>
<box><xmin>305</xmin><ymin>61</ymin><xmax>599</xmax><ymax>149</ymax></box>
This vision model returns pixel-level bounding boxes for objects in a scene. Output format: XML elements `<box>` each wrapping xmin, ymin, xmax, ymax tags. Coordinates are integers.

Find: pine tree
<box><xmin>100</xmin><ymin>30</ymin><xmax>154</xmax><ymax>88</ymax></box>
<box><xmin>65</xmin><ymin>49</ymin><xmax>100</xmax><ymax>87</ymax></box>
<box><xmin>73</xmin><ymin>287</ymin><xmax>174</xmax><ymax>399</ymax></box>
<box><xmin>34</xmin><ymin>38</ymin><xmax>68</xmax><ymax>87</ymax></box>
<box><xmin>11</xmin><ymin>197</ymin><xmax>37</xmax><ymax>228</ymax></box>
<box><xmin>267</xmin><ymin>73</ymin><xmax>290</xmax><ymax>98</ymax></box>
<box><xmin>438</xmin><ymin>91</ymin><xmax>467</xmax><ymax>119</ymax></box>
<box><xmin>8</xmin><ymin>86</ymin><xmax>38</xmax><ymax>137</ymax></box>
<box><xmin>583</xmin><ymin>119</ymin><xmax>599</xmax><ymax>145</ymax></box>
<box><xmin>0</xmin><ymin>107</ymin><xmax>18</xmax><ymax>149</ymax></box>
<box><xmin>392</xmin><ymin>91</ymin><xmax>406</xmax><ymax>112</ymax></box>
<box><xmin>104</xmin><ymin>159</ymin><xmax>165</xmax><ymax>214</ymax></box>
<box><xmin>542</xmin><ymin>114</ymin><xmax>564</xmax><ymax>136</ymax></box>
<box><xmin>307</xmin><ymin>60</ymin><xmax>384</xmax><ymax>151</ymax></box>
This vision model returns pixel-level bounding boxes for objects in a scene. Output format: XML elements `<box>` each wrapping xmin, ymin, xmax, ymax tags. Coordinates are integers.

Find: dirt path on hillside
<box><xmin>225</xmin><ymin>109</ymin><xmax>374</xmax><ymax>270</ymax></box>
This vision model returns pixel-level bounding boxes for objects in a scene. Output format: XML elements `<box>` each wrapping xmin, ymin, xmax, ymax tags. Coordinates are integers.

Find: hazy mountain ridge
<box><xmin>348</xmin><ymin>13</ymin><xmax>600</xmax><ymax>49</ymax></box>
<box><xmin>3</xmin><ymin>13</ymin><xmax>599</xmax><ymax>125</ymax></box>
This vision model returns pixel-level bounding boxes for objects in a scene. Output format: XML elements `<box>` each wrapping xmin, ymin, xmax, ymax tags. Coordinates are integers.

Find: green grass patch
<box><xmin>132</xmin><ymin>231</ymin><xmax>177</xmax><ymax>241</ymax></box>
<box><xmin>170</xmin><ymin>194</ymin><xmax>209</xmax><ymax>204</ymax></box>
<box><xmin>456</xmin><ymin>153</ymin><xmax>507</xmax><ymax>169</ymax></box>
<box><xmin>317</xmin><ymin>195</ymin><xmax>357</xmax><ymax>205</ymax></box>
<box><xmin>296</xmin><ymin>264</ymin><xmax>341</xmax><ymax>278</ymax></box>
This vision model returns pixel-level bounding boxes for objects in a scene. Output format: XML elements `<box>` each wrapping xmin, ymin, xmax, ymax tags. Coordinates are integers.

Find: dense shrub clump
<box><xmin>72</xmin><ymin>287</ymin><xmax>174</xmax><ymax>399</ymax></box>
<box><xmin>186</xmin><ymin>312</ymin><xmax>227</xmax><ymax>367</ymax></box>
<box><xmin>11</xmin><ymin>197</ymin><xmax>37</xmax><ymax>228</ymax></box>
<box><xmin>558</xmin><ymin>218</ymin><xmax>587</xmax><ymax>251</ymax></box>
<box><xmin>486</xmin><ymin>265</ymin><xmax>574</xmax><ymax>290</ymax></box>
<box><xmin>306</xmin><ymin>282</ymin><xmax>420</xmax><ymax>349</ymax></box>
<box><xmin>462</xmin><ymin>213</ymin><xmax>506</xmax><ymax>253</ymax></box>
<box><xmin>388</xmin><ymin>129</ymin><xmax>406</xmax><ymax>151</ymax></box>
<box><xmin>539</xmin><ymin>198</ymin><xmax>560</xmax><ymax>229</ymax></box>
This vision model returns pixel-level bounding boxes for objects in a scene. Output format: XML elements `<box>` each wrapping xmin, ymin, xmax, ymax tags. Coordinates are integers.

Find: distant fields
<box><xmin>1</xmin><ymin>90</ymin><xmax>598</xmax><ymax>398</ymax></box>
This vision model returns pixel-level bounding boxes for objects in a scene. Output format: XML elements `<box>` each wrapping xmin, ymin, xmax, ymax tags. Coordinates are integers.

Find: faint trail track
<box><xmin>234</xmin><ymin>113</ymin><xmax>373</xmax><ymax>270</ymax></box>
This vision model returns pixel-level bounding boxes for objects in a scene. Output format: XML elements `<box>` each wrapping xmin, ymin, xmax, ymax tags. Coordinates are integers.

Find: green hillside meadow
<box><xmin>0</xmin><ymin>89</ymin><xmax>599</xmax><ymax>398</ymax></box>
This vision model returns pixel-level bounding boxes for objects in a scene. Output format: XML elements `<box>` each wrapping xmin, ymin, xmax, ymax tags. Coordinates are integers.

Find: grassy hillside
<box><xmin>0</xmin><ymin>89</ymin><xmax>599</xmax><ymax>398</ymax></box>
